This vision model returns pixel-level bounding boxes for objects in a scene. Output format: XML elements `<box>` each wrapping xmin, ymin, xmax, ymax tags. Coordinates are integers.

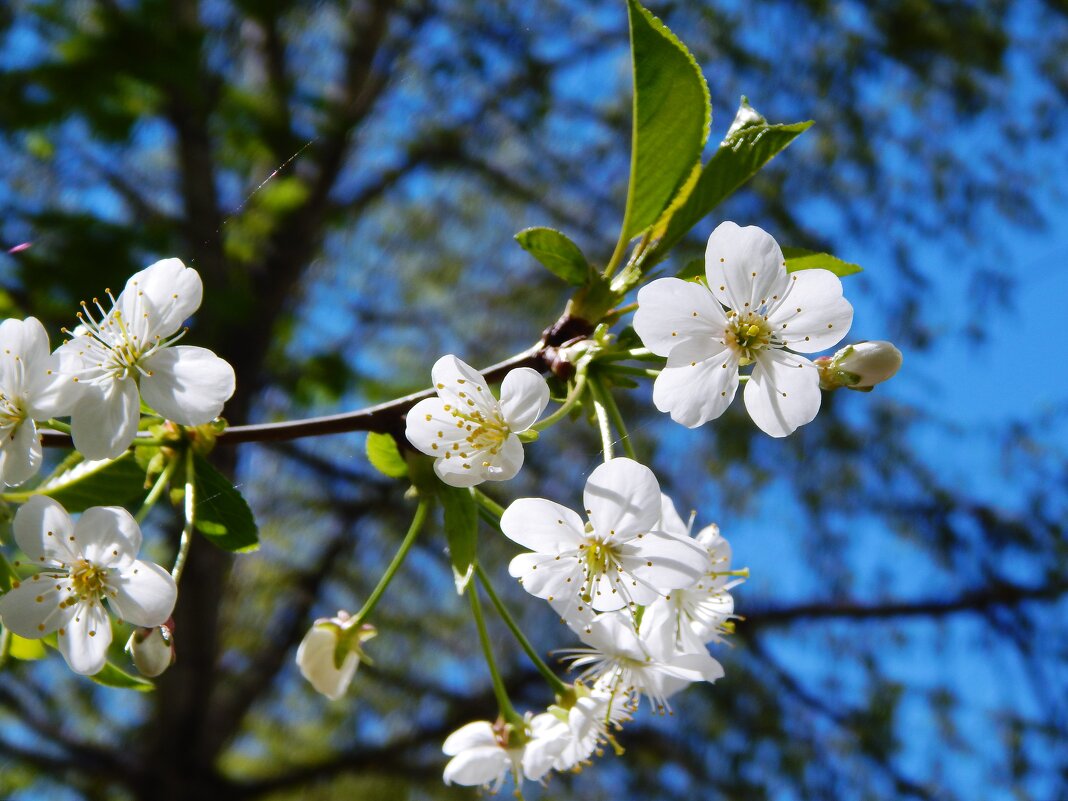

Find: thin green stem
<box><xmin>354</xmin><ymin>498</ymin><xmax>430</xmax><ymax>622</ymax></box>
<box><xmin>171</xmin><ymin>449</ymin><xmax>196</xmax><ymax>584</ymax></box>
<box><xmin>0</xmin><ymin>626</ymin><xmax>10</xmax><ymax>671</ymax></box>
<box><xmin>592</xmin><ymin>376</ymin><xmax>636</xmax><ymax>460</ymax></box>
<box><xmin>604</xmin><ymin>364</ymin><xmax>660</xmax><ymax>379</ymax></box>
<box><xmin>531</xmin><ymin>365</ymin><xmax>590</xmax><ymax>432</ymax></box>
<box><xmin>475</xmin><ymin>564</ymin><xmax>568</xmax><ymax>697</ymax></box>
<box><xmin>42</xmin><ymin>418</ymin><xmax>71</xmax><ymax>434</ymax></box>
<box><xmin>469</xmin><ymin>581</ymin><xmax>523</xmax><ymax>727</ymax></box>
<box><xmin>471</xmin><ymin>487</ymin><xmax>506</xmax><ymax>520</ymax></box>
<box><xmin>596</xmin><ymin>347</ymin><xmax>661</xmax><ymax>363</ymax></box>
<box><xmin>135</xmin><ymin>457</ymin><xmax>179</xmax><ymax>524</ymax></box>
<box><xmin>588</xmin><ymin>378</ymin><xmax>615</xmax><ymax>462</ymax></box>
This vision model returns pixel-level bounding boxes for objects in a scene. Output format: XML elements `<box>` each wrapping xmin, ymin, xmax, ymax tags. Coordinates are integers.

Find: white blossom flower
<box><xmin>817</xmin><ymin>340</ymin><xmax>902</xmax><ymax>391</ymax></box>
<box><xmin>559</xmin><ymin>603</ymin><xmax>724</xmax><ymax>712</ymax></box>
<box><xmin>503</xmin><ymin>458</ymin><xmax>711</xmax><ymax>618</ymax></box>
<box><xmin>442</xmin><ymin>713</ymin><xmax>568</xmax><ymax>792</ymax></box>
<box><xmin>647</xmin><ymin>494</ymin><xmax>743</xmax><ymax>651</ymax></box>
<box><xmin>296</xmin><ymin>611</ymin><xmax>376</xmax><ymax>700</ymax></box>
<box><xmin>405</xmin><ymin>355</ymin><xmax>549</xmax><ymax>487</ymax></box>
<box><xmin>0</xmin><ymin>496</ymin><xmax>177</xmax><ymax>676</ymax></box>
<box><xmin>54</xmin><ymin>259</ymin><xmax>236</xmax><ymax>460</ymax></box>
<box><xmin>633</xmin><ymin>221</ymin><xmax>853</xmax><ymax>437</ymax></box>
<box><xmin>0</xmin><ymin>317</ymin><xmax>69</xmax><ymax>486</ymax></box>
<box><xmin>549</xmin><ymin>684</ymin><xmax>631</xmax><ymax>771</ymax></box>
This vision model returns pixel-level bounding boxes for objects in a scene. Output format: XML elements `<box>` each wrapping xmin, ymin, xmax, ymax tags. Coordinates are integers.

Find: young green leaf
<box><xmin>193</xmin><ymin>453</ymin><xmax>259</xmax><ymax>553</ymax></box>
<box><xmin>89</xmin><ymin>661</ymin><xmax>155</xmax><ymax>692</ymax></box>
<box><xmin>514</xmin><ymin>227</ymin><xmax>590</xmax><ymax>286</ymax></box>
<box><xmin>643</xmin><ymin>104</ymin><xmax>813</xmax><ymax>268</ymax></box>
<box><xmin>614</xmin><ymin>0</ymin><xmax>710</xmax><ymax>254</ymax></box>
<box><xmin>366</xmin><ymin>432</ymin><xmax>409</xmax><ymax>479</ymax></box>
<box><xmin>9</xmin><ymin>633</ymin><xmax>46</xmax><ymax>661</ymax></box>
<box><xmin>439</xmin><ymin>485</ymin><xmax>478</xmax><ymax>595</ymax></box>
<box><xmin>30</xmin><ymin>452</ymin><xmax>148</xmax><ymax>513</ymax></box>
<box><xmin>675</xmin><ymin>257</ymin><xmax>706</xmax><ymax>280</ymax></box>
<box><xmin>782</xmin><ymin>247</ymin><xmax>863</xmax><ymax>277</ymax></box>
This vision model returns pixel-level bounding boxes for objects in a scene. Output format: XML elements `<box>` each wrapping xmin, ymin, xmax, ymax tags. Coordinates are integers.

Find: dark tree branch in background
<box><xmin>745</xmin><ymin>579</ymin><xmax>1068</xmax><ymax>630</ymax></box>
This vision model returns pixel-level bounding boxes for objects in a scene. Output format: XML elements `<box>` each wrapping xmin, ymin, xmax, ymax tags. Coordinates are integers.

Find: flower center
<box><xmin>0</xmin><ymin>392</ymin><xmax>26</xmax><ymax>431</ymax></box>
<box><xmin>69</xmin><ymin>559</ymin><xmax>109</xmax><ymax>601</ymax></box>
<box><xmin>449</xmin><ymin>406</ymin><xmax>510</xmax><ymax>455</ymax></box>
<box><xmin>578</xmin><ymin>537</ymin><xmax>623</xmax><ymax>603</ymax></box>
<box><xmin>724</xmin><ymin>312</ymin><xmax>774</xmax><ymax>365</ymax></box>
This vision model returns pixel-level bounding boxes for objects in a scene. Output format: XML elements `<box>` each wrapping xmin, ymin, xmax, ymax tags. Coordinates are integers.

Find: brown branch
<box><xmin>744</xmin><ymin>579</ymin><xmax>1068</xmax><ymax>630</ymax></box>
<box><xmin>39</xmin><ymin>343</ymin><xmax>548</xmax><ymax>448</ymax></box>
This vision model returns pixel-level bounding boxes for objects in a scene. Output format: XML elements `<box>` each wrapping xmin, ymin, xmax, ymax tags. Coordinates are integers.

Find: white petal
<box><xmin>140</xmin><ymin>346</ymin><xmax>235</xmax><ymax>426</ymax></box>
<box><xmin>508</xmin><ymin>553</ymin><xmax>579</xmax><ymax>602</ymax></box>
<box><xmin>443</xmin><ymin>721</ymin><xmax>498</xmax><ymax>755</ymax></box>
<box><xmin>110</xmin><ymin>560</ymin><xmax>177</xmax><ymax>627</ymax></box>
<box><xmin>0</xmin><ymin>578</ymin><xmax>74</xmax><ymax>638</ymax></box>
<box><xmin>657</xmin><ymin>494</ymin><xmax>690</xmax><ymax>539</ymax></box>
<box><xmin>522</xmin><ymin>716</ymin><xmax>568</xmax><ymax>779</ymax></box>
<box><xmin>0</xmin><ymin>317</ymin><xmax>50</xmax><ymax>390</ymax></box>
<box><xmin>70</xmin><ymin>379</ymin><xmax>140</xmax><ymax>460</ymax></box>
<box><xmin>433</xmin><ymin>452</ymin><xmax>487</xmax><ymax>487</ymax></box>
<box><xmin>620</xmin><ymin>530</ymin><xmax>712</xmax><ymax>594</ymax></box>
<box><xmin>25</xmin><ymin>351</ymin><xmax>73</xmax><ymax>420</ymax></box>
<box><xmin>120</xmin><ymin>258</ymin><xmax>203</xmax><ymax>339</ymax></box>
<box><xmin>633</xmin><ymin>278</ymin><xmax>728</xmax><ymax>355</ymax></box>
<box><xmin>404</xmin><ymin>398</ymin><xmax>466</xmax><ymax>456</ymax></box>
<box><xmin>0</xmin><ymin>420</ymin><xmax>43</xmax><ymax>486</ymax></box>
<box><xmin>652</xmin><ymin>340</ymin><xmax>740</xmax><ymax>428</ymax></box>
<box><xmin>584</xmin><ymin>458</ymin><xmax>661</xmax><ymax>540</ymax></box>
<box><xmin>480</xmin><ymin>434</ymin><xmax>524</xmax><ymax>483</ymax></box>
<box><xmin>296</xmin><ymin>625</ymin><xmax>359</xmax><ymax>700</ymax></box>
<box><xmin>498</xmin><ymin>368</ymin><xmax>549</xmax><ymax>432</ymax></box>
<box><xmin>767</xmin><ymin>269</ymin><xmax>853</xmax><ymax>352</ymax></box>
<box><xmin>58</xmin><ymin>599</ymin><xmax>112</xmax><ymax>675</ymax></box>
<box><xmin>73</xmin><ymin>506</ymin><xmax>142</xmax><ymax>569</ymax></box>
<box><xmin>442</xmin><ymin>747</ymin><xmax>511</xmax><ymax>788</ymax></box>
<box><xmin>430</xmin><ymin>355</ymin><xmax>496</xmax><ymax>416</ymax></box>
<box><xmin>744</xmin><ymin>350</ymin><xmax>821</xmax><ymax>437</ymax></box>
<box><xmin>705</xmin><ymin>221</ymin><xmax>791</xmax><ymax>312</ymax></box>
<box><xmin>13</xmin><ymin>496</ymin><xmax>77</xmax><ymax>564</ymax></box>
<box><xmin>500</xmin><ymin>498</ymin><xmax>586</xmax><ymax>551</ymax></box>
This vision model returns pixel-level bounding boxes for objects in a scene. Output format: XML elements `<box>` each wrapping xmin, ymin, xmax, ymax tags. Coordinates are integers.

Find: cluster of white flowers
<box><xmin>287</xmin><ymin>221</ymin><xmax>894</xmax><ymax>795</ymax></box>
<box><xmin>0</xmin><ymin>259</ymin><xmax>236</xmax><ymax>676</ymax></box>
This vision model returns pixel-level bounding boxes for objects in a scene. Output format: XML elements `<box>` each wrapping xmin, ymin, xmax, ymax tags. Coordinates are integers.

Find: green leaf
<box><xmin>193</xmin><ymin>454</ymin><xmax>259</xmax><ymax>553</ymax></box>
<box><xmin>643</xmin><ymin>101</ymin><xmax>812</xmax><ymax>268</ymax></box>
<box><xmin>675</xmin><ymin>257</ymin><xmax>705</xmax><ymax>280</ymax></box>
<box><xmin>616</xmin><ymin>0</ymin><xmax>710</xmax><ymax>246</ymax></box>
<box><xmin>31</xmin><ymin>452</ymin><xmax>148</xmax><ymax>513</ymax></box>
<box><xmin>366</xmin><ymin>432</ymin><xmax>409</xmax><ymax>479</ymax></box>
<box><xmin>514</xmin><ymin>227</ymin><xmax>589</xmax><ymax>286</ymax></box>
<box><xmin>9</xmin><ymin>634</ymin><xmax>46</xmax><ymax>661</ymax></box>
<box><xmin>439</xmin><ymin>486</ymin><xmax>478</xmax><ymax>595</ymax></box>
<box><xmin>89</xmin><ymin>661</ymin><xmax>154</xmax><ymax>692</ymax></box>
<box><xmin>782</xmin><ymin>247</ymin><xmax>862</xmax><ymax>277</ymax></box>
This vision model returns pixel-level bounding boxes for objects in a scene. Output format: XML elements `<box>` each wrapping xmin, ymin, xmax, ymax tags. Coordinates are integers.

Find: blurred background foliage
<box><xmin>0</xmin><ymin>1</ymin><xmax>1066</xmax><ymax>800</ymax></box>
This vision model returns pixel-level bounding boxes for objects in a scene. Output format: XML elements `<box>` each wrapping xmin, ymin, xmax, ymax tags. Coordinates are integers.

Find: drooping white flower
<box><xmin>295</xmin><ymin>611</ymin><xmax>376</xmax><ymax>700</ymax></box>
<box><xmin>817</xmin><ymin>340</ymin><xmax>903</xmax><ymax>391</ymax></box>
<box><xmin>125</xmin><ymin>619</ymin><xmax>176</xmax><ymax>677</ymax></box>
<box><xmin>647</xmin><ymin>494</ymin><xmax>743</xmax><ymax>651</ymax></box>
<box><xmin>54</xmin><ymin>259</ymin><xmax>236</xmax><ymax>459</ymax></box>
<box><xmin>559</xmin><ymin>603</ymin><xmax>724</xmax><ymax>712</ymax></box>
<box><xmin>503</xmin><ymin>458</ymin><xmax>711</xmax><ymax>618</ymax></box>
<box><xmin>405</xmin><ymin>355</ymin><xmax>549</xmax><ymax>487</ymax></box>
<box><xmin>549</xmin><ymin>684</ymin><xmax>631</xmax><ymax>772</ymax></box>
<box><xmin>633</xmin><ymin>221</ymin><xmax>853</xmax><ymax>437</ymax></box>
<box><xmin>0</xmin><ymin>496</ymin><xmax>177</xmax><ymax>675</ymax></box>
<box><xmin>0</xmin><ymin>317</ymin><xmax>69</xmax><ymax>486</ymax></box>
<box><xmin>442</xmin><ymin>713</ymin><xmax>568</xmax><ymax>792</ymax></box>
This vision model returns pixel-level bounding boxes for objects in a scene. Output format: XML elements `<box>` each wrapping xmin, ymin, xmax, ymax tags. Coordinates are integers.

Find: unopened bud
<box><xmin>817</xmin><ymin>341</ymin><xmax>902</xmax><ymax>391</ymax></box>
<box><xmin>296</xmin><ymin>611</ymin><xmax>377</xmax><ymax>700</ymax></box>
<box><xmin>126</xmin><ymin>620</ymin><xmax>176</xmax><ymax>677</ymax></box>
